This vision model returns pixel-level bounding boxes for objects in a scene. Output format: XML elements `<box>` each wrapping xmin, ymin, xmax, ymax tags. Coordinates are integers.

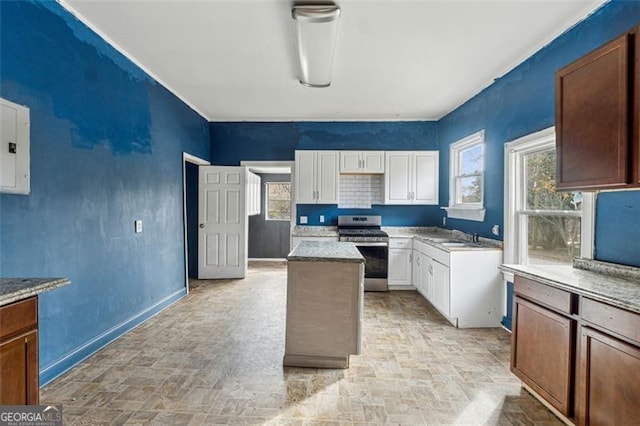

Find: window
<box><xmin>265</xmin><ymin>182</ymin><xmax>291</xmax><ymax>221</ymax></box>
<box><xmin>444</xmin><ymin>130</ymin><xmax>486</xmax><ymax>221</ymax></box>
<box><xmin>505</xmin><ymin>128</ymin><xmax>594</xmax><ymax>266</ymax></box>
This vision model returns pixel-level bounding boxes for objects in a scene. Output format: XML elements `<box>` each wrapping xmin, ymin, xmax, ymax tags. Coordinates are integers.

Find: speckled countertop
<box><xmin>291</xmin><ymin>226</ymin><xmax>338</xmax><ymax>237</ymax></box>
<box><xmin>293</xmin><ymin>225</ymin><xmax>502</xmax><ymax>251</ymax></box>
<box><xmin>384</xmin><ymin>227</ymin><xmax>503</xmax><ymax>251</ymax></box>
<box><xmin>500</xmin><ymin>263</ymin><xmax>640</xmax><ymax>314</ymax></box>
<box><xmin>287</xmin><ymin>241</ymin><xmax>364</xmax><ymax>263</ymax></box>
<box><xmin>0</xmin><ymin>278</ymin><xmax>71</xmax><ymax>306</ymax></box>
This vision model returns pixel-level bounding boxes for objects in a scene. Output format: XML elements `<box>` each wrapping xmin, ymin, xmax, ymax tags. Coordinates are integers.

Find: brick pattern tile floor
<box><xmin>41</xmin><ymin>262</ymin><xmax>561</xmax><ymax>425</ymax></box>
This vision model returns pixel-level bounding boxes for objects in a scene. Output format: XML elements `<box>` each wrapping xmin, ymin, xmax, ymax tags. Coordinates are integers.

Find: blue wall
<box><xmin>438</xmin><ymin>0</ymin><xmax>640</xmax><ymax>267</ymax></box>
<box><xmin>0</xmin><ymin>1</ymin><xmax>210</xmax><ymax>383</ymax></box>
<box><xmin>210</xmin><ymin>121</ymin><xmax>441</xmax><ymax>225</ymax></box>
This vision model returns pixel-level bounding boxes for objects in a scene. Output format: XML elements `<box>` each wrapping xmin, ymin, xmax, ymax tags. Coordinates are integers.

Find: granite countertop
<box><xmin>292</xmin><ymin>225</ymin><xmax>502</xmax><ymax>251</ymax></box>
<box><xmin>384</xmin><ymin>227</ymin><xmax>503</xmax><ymax>251</ymax></box>
<box><xmin>287</xmin><ymin>241</ymin><xmax>364</xmax><ymax>263</ymax></box>
<box><xmin>0</xmin><ymin>277</ymin><xmax>71</xmax><ymax>306</ymax></box>
<box><xmin>382</xmin><ymin>226</ymin><xmax>443</xmax><ymax>237</ymax></box>
<box><xmin>500</xmin><ymin>263</ymin><xmax>640</xmax><ymax>314</ymax></box>
<box><xmin>291</xmin><ymin>226</ymin><xmax>338</xmax><ymax>237</ymax></box>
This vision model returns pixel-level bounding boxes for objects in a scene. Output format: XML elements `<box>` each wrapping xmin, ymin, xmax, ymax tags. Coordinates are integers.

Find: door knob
<box><xmin>199</xmin><ymin>224</ymin><xmax>204</xmax><ymax>228</ymax></box>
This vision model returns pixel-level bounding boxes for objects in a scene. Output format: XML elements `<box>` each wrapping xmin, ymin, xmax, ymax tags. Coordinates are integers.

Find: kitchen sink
<box><xmin>440</xmin><ymin>242</ymin><xmax>467</xmax><ymax>247</ymax></box>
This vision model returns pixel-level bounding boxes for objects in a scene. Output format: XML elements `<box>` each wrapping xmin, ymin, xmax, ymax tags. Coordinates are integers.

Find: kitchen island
<box><xmin>284</xmin><ymin>241</ymin><xmax>364</xmax><ymax>369</ymax></box>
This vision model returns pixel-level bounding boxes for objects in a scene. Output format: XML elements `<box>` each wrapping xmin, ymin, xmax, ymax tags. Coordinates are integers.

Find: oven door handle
<box><xmin>353</xmin><ymin>242</ymin><xmax>389</xmax><ymax>247</ymax></box>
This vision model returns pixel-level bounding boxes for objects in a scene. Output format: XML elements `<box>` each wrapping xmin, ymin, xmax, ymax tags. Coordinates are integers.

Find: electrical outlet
<box><xmin>320</xmin><ymin>215</ymin><xmax>325</xmax><ymax>223</ymax></box>
<box><xmin>135</xmin><ymin>220</ymin><xmax>143</xmax><ymax>233</ymax></box>
<box><xmin>300</xmin><ymin>216</ymin><xmax>308</xmax><ymax>224</ymax></box>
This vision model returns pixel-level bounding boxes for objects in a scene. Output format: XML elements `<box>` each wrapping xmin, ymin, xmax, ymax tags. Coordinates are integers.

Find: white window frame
<box><xmin>503</xmin><ymin>127</ymin><xmax>595</xmax><ymax>271</ymax></box>
<box><xmin>265</xmin><ymin>181</ymin><xmax>291</xmax><ymax>221</ymax></box>
<box><xmin>443</xmin><ymin>130</ymin><xmax>486</xmax><ymax>221</ymax></box>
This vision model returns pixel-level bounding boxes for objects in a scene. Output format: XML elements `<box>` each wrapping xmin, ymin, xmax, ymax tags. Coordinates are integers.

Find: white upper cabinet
<box><xmin>246</xmin><ymin>171</ymin><xmax>261</xmax><ymax>216</ymax></box>
<box><xmin>339</xmin><ymin>151</ymin><xmax>384</xmax><ymax>174</ymax></box>
<box><xmin>295</xmin><ymin>150</ymin><xmax>339</xmax><ymax>204</ymax></box>
<box><xmin>384</xmin><ymin>151</ymin><xmax>438</xmax><ymax>205</ymax></box>
<box><xmin>1</xmin><ymin>98</ymin><xmax>30</xmax><ymax>194</ymax></box>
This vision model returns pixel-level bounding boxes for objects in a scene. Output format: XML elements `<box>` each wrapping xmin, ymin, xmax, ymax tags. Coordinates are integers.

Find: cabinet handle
<box><xmin>409</xmin><ymin>253</ymin><xmax>412</xmax><ymax>263</ymax></box>
<box><xmin>417</xmin><ymin>256</ymin><xmax>420</xmax><ymax>266</ymax></box>
<box><xmin>25</xmin><ymin>337</ymin><xmax>30</xmax><ymax>402</ymax></box>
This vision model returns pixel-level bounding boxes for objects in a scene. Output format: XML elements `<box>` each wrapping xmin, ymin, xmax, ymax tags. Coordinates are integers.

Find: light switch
<box><xmin>320</xmin><ymin>215</ymin><xmax>325</xmax><ymax>223</ymax></box>
<box><xmin>135</xmin><ymin>220</ymin><xmax>143</xmax><ymax>233</ymax></box>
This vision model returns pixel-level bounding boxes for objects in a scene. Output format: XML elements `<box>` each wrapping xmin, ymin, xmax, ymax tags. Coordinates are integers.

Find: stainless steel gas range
<box><xmin>338</xmin><ymin>215</ymin><xmax>388</xmax><ymax>291</ymax></box>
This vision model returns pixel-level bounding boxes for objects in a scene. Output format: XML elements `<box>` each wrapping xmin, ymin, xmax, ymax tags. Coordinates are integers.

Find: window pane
<box><xmin>525</xmin><ymin>150</ymin><xmax>581</xmax><ymax>211</ymax></box>
<box><xmin>457</xmin><ymin>176</ymin><xmax>482</xmax><ymax>204</ymax></box>
<box><xmin>266</xmin><ymin>182</ymin><xmax>291</xmax><ymax>220</ymax></box>
<box><xmin>460</xmin><ymin>144</ymin><xmax>483</xmax><ymax>175</ymax></box>
<box><xmin>527</xmin><ymin>215</ymin><xmax>581</xmax><ymax>265</ymax></box>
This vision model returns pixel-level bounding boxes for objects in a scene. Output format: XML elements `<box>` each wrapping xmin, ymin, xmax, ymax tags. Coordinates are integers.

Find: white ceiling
<box><xmin>59</xmin><ymin>0</ymin><xmax>606</xmax><ymax>122</ymax></box>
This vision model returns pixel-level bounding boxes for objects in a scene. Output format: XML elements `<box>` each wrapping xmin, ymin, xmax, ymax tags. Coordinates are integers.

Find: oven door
<box><xmin>354</xmin><ymin>242</ymin><xmax>388</xmax><ymax>291</ymax></box>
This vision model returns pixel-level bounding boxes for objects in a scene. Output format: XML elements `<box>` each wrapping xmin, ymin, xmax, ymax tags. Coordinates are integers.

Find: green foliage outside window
<box><xmin>525</xmin><ymin>150</ymin><xmax>581</xmax><ymax>264</ymax></box>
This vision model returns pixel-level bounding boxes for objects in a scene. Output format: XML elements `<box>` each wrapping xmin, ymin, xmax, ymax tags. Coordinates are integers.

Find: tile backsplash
<box><xmin>339</xmin><ymin>175</ymin><xmax>384</xmax><ymax>209</ymax></box>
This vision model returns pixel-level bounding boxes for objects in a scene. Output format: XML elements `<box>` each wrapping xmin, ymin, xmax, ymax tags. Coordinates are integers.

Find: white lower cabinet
<box><xmin>388</xmin><ymin>238</ymin><xmax>413</xmax><ymax>288</ymax></box>
<box><xmin>412</xmin><ymin>239</ymin><xmax>502</xmax><ymax>328</ymax></box>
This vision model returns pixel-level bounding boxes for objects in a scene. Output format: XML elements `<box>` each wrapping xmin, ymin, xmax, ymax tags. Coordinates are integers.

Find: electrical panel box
<box><xmin>1</xmin><ymin>98</ymin><xmax>30</xmax><ymax>194</ymax></box>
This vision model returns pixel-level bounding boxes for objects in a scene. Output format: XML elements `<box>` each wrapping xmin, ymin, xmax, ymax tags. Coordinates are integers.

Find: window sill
<box><xmin>441</xmin><ymin>206</ymin><xmax>486</xmax><ymax>222</ymax></box>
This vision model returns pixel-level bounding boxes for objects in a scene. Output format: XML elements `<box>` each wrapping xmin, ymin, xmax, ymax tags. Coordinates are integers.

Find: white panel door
<box><xmin>413</xmin><ymin>151</ymin><xmax>439</xmax><ymax>205</ymax></box>
<box><xmin>316</xmin><ymin>150</ymin><xmax>339</xmax><ymax>204</ymax></box>
<box><xmin>198</xmin><ymin>166</ymin><xmax>247</xmax><ymax>279</ymax></box>
<box><xmin>384</xmin><ymin>152</ymin><xmax>411</xmax><ymax>204</ymax></box>
<box><xmin>295</xmin><ymin>151</ymin><xmax>316</xmax><ymax>203</ymax></box>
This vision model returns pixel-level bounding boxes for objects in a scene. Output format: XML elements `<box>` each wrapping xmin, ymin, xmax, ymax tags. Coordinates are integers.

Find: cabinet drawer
<box><xmin>0</xmin><ymin>297</ymin><xmax>37</xmax><ymax>340</ymax></box>
<box><xmin>582</xmin><ymin>298</ymin><xmax>640</xmax><ymax>344</ymax></box>
<box><xmin>514</xmin><ymin>276</ymin><xmax>574</xmax><ymax>315</ymax></box>
<box><xmin>389</xmin><ymin>238</ymin><xmax>412</xmax><ymax>249</ymax></box>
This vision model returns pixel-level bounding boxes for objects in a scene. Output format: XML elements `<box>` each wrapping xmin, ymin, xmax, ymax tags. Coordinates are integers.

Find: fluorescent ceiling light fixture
<box><xmin>291</xmin><ymin>4</ymin><xmax>341</xmax><ymax>88</ymax></box>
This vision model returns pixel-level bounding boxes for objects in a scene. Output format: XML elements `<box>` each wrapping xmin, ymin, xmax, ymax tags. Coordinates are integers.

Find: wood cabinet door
<box><xmin>577</xmin><ymin>327</ymin><xmax>640</xmax><ymax>426</ymax></box>
<box><xmin>511</xmin><ymin>297</ymin><xmax>575</xmax><ymax>416</ymax></box>
<box><xmin>0</xmin><ymin>330</ymin><xmax>38</xmax><ymax>405</ymax></box>
<box><xmin>556</xmin><ymin>32</ymin><xmax>630</xmax><ymax>190</ymax></box>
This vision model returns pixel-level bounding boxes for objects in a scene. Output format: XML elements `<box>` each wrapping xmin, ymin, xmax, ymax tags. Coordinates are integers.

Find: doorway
<box><xmin>182</xmin><ymin>153</ymin><xmax>210</xmax><ymax>292</ymax></box>
<box><xmin>241</xmin><ymin>161</ymin><xmax>295</xmax><ymax>261</ymax></box>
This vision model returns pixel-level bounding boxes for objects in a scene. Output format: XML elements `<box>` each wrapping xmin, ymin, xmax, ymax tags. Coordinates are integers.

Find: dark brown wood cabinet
<box><xmin>556</xmin><ymin>27</ymin><xmax>640</xmax><ymax>190</ymax></box>
<box><xmin>577</xmin><ymin>298</ymin><xmax>640</xmax><ymax>426</ymax></box>
<box><xmin>511</xmin><ymin>278</ymin><xmax>576</xmax><ymax>417</ymax></box>
<box><xmin>511</xmin><ymin>275</ymin><xmax>640</xmax><ymax>425</ymax></box>
<box><xmin>0</xmin><ymin>297</ymin><xmax>39</xmax><ymax>405</ymax></box>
